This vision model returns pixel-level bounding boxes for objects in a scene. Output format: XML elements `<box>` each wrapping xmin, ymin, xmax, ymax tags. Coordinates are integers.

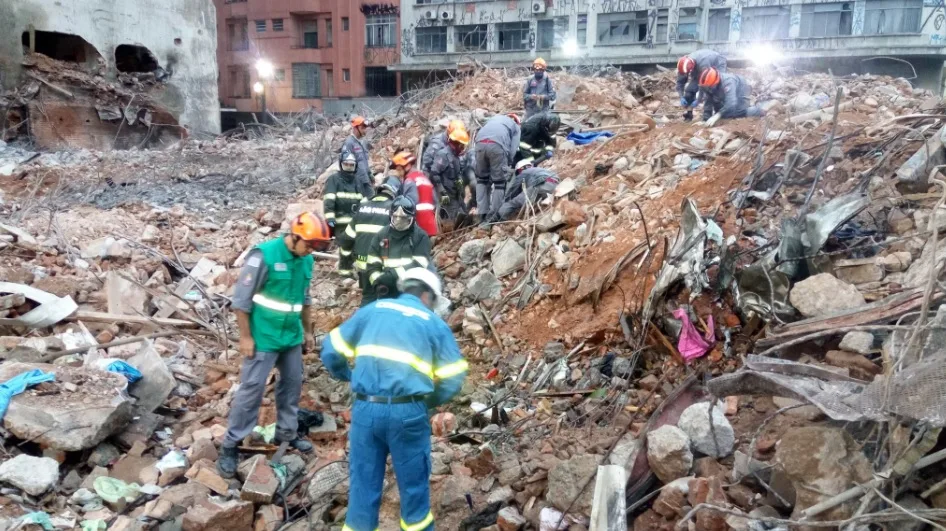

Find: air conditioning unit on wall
<box><xmin>424</xmin><ymin>10</ymin><xmax>437</xmax><ymax>20</ymax></box>
<box><xmin>532</xmin><ymin>1</ymin><xmax>546</xmax><ymax>14</ymax></box>
<box><xmin>440</xmin><ymin>10</ymin><xmax>454</xmax><ymax>20</ymax></box>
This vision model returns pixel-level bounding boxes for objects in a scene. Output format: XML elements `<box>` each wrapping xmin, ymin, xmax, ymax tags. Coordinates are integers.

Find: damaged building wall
<box><xmin>0</xmin><ymin>0</ymin><xmax>221</xmax><ymax>135</ymax></box>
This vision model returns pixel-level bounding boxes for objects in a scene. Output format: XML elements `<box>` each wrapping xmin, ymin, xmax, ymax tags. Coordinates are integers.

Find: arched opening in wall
<box><xmin>21</xmin><ymin>30</ymin><xmax>102</xmax><ymax>64</ymax></box>
<box><xmin>115</xmin><ymin>44</ymin><xmax>159</xmax><ymax>73</ymax></box>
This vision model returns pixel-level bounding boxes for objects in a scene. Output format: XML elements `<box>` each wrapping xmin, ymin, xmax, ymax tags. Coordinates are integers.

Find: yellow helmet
<box><xmin>533</xmin><ymin>57</ymin><xmax>547</xmax><ymax>69</ymax></box>
<box><xmin>448</xmin><ymin>128</ymin><xmax>470</xmax><ymax>145</ymax></box>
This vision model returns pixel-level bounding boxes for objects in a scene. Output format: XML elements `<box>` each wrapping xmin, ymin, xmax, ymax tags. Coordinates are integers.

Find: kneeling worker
<box><xmin>677</xmin><ymin>50</ymin><xmax>727</xmax><ymax>121</ymax></box>
<box><xmin>498</xmin><ymin>160</ymin><xmax>560</xmax><ymax>221</ymax></box>
<box><xmin>321</xmin><ymin>268</ymin><xmax>468</xmax><ymax>531</ymax></box>
<box><xmin>218</xmin><ymin>212</ymin><xmax>332</xmax><ymax>478</ymax></box>
<box><xmin>363</xmin><ymin>196</ymin><xmax>433</xmax><ymax>306</ymax></box>
<box><xmin>698</xmin><ymin>68</ymin><xmax>764</xmax><ymax>123</ymax></box>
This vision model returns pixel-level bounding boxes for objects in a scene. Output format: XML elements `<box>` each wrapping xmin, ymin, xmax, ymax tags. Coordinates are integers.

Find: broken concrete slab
<box><xmin>0</xmin><ymin>454</ymin><xmax>59</xmax><ymax>496</ymax></box>
<box><xmin>241</xmin><ymin>456</ymin><xmax>279</xmax><ymax>504</ymax></box>
<box><xmin>458</xmin><ymin>239</ymin><xmax>489</xmax><ymax>264</ymax></box>
<box><xmin>0</xmin><ymin>282</ymin><xmax>78</xmax><ymax>329</ymax></box>
<box><xmin>182</xmin><ymin>498</ymin><xmax>253</xmax><ymax>531</ymax></box>
<box><xmin>106</xmin><ymin>271</ymin><xmax>148</xmax><ymax>316</ymax></box>
<box><xmin>0</xmin><ymin>362</ymin><xmax>133</xmax><ymax>451</ymax></box>
<box><xmin>646</xmin><ymin>425</ymin><xmax>693</xmax><ymax>483</ymax></box>
<box><xmin>491</xmin><ymin>239</ymin><xmax>526</xmax><ymax>278</ymax></box>
<box><xmin>677</xmin><ymin>402</ymin><xmax>735</xmax><ymax>458</ymax></box>
<box><xmin>466</xmin><ymin>269</ymin><xmax>502</xmax><ymax>301</ymax></box>
<box><xmin>788</xmin><ymin>273</ymin><xmax>865</xmax><ymax>318</ymax></box>
<box><xmin>547</xmin><ymin>454</ymin><xmax>599</xmax><ymax>515</ymax></box>
<box><xmin>896</xmin><ymin>124</ymin><xmax>946</xmax><ymax>193</ymax></box>
<box><xmin>838</xmin><ymin>331</ymin><xmax>874</xmax><ymax>355</ymax></box>
<box><xmin>127</xmin><ymin>340</ymin><xmax>175</xmax><ymax>413</ymax></box>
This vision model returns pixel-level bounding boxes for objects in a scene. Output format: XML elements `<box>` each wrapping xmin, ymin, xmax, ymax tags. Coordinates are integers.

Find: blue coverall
<box><xmin>321</xmin><ymin>294</ymin><xmax>469</xmax><ymax>531</ymax></box>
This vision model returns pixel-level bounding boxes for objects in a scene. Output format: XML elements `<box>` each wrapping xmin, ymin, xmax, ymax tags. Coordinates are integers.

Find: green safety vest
<box><xmin>249</xmin><ymin>237</ymin><xmax>314</xmax><ymax>352</ymax></box>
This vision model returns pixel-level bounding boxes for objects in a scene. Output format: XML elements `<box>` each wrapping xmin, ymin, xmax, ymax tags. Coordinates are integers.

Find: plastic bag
<box><xmin>93</xmin><ymin>476</ymin><xmax>140</xmax><ymax>504</ymax></box>
<box><xmin>17</xmin><ymin>512</ymin><xmax>54</xmax><ymax>530</ymax></box>
<box><xmin>253</xmin><ymin>423</ymin><xmax>276</xmax><ymax>444</ymax></box>
<box><xmin>0</xmin><ymin>369</ymin><xmax>55</xmax><ymax>419</ymax></box>
<box><xmin>92</xmin><ymin>359</ymin><xmax>142</xmax><ymax>384</ymax></box>
<box><xmin>155</xmin><ymin>450</ymin><xmax>187</xmax><ymax>472</ymax></box>
<box><xmin>80</xmin><ymin>520</ymin><xmax>107</xmax><ymax>531</ymax></box>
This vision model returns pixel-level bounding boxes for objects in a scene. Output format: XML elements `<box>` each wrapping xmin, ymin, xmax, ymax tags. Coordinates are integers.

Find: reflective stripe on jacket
<box><xmin>323</xmin><ymin>171</ymin><xmax>364</xmax><ymax>227</ymax></box>
<box><xmin>248</xmin><ymin>238</ymin><xmax>313</xmax><ymax>352</ymax></box>
<box><xmin>404</xmin><ymin>169</ymin><xmax>438</xmax><ymax>236</ymax></box>
<box><xmin>342</xmin><ymin>194</ymin><xmax>395</xmax><ymax>271</ymax></box>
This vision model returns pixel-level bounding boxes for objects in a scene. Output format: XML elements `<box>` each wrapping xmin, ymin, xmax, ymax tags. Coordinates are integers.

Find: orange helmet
<box><xmin>699</xmin><ymin>67</ymin><xmax>721</xmax><ymax>88</ymax></box>
<box><xmin>533</xmin><ymin>57</ymin><xmax>547</xmax><ymax>69</ymax></box>
<box><xmin>507</xmin><ymin>113</ymin><xmax>521</xmax><ymax>125</ymax></box>
<box><xmin>448</xmin><ymin>128</ymin><xmax>470</xmax><ymax>145</ymax></box>
<box><xmin>446</xmin><ymin>119</ymin><xmax>465</xmax><ymax>135</ymax></box>
<box><xmin>392</xmin><ymin>151</ymin><xmax>416</xmax><ymax>168</ymax></box>
<box><xmin>677</xmin><ymin>56</ymin><xmax>696</xmax><ymax>75</ymax></box>
<box><xmin>351</xmin><ymin>115</ymin><xmax>367</xmax><ymax>127</ymax></box>
<box><xmin>291</xmin><ymin>212</ymin><xmax>331</xmax><ymax>242</ymax></box>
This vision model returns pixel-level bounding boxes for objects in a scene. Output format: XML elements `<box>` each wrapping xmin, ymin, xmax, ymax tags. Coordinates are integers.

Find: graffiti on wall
<box><xmin>730</xmin><ymin>9</ymin><xmax>742</xmax><ymax>32</ymax></box>
<box><xmin>360</xmin><ymin>3</ymin><xmax>399</xmax><ymax>16</ymax></box>
<box><xmin>852</xmin><ymin>2</ymin><xmax>864</xmax><ymax>34</ymax></box>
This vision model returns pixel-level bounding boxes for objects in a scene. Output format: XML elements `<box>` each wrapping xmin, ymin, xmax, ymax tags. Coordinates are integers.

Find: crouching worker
<box><xmin>321</xmin><ymin>268</ymin><xmax>468</xmax><ymax>531</ymax></box>
<box><xmin>698</xmin><ymin>68</ymin><xmax>764</xmax><ymax>123</ymax></box>
<box><xmin>498</xmin><ymin>160</ymin><xmax>560</xmax><ymax>221</ymax></box>
<box><xmin>217</xmin><ymin>212</ymin><xmax>332</xmax><ymax>478</ymax></box>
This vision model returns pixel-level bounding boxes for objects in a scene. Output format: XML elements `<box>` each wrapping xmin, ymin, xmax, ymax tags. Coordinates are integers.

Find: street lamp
<box><xmin>254</xmin><ymin>59</ymin><xmax>274</xmax><ymax>124</ymax></box>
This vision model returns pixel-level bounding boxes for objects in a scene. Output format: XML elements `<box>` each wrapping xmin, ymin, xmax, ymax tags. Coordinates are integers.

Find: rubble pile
<box><xmin>3</xmin><ymin>62</ymin><xmax>946</xmax><ymax>531</ymax></box>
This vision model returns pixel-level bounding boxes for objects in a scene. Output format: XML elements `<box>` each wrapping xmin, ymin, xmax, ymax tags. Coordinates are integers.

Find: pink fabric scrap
<box><xmin>672</xmin><ymin>308</ymin><xmax>716</xmax><ymax>363</ymax></box>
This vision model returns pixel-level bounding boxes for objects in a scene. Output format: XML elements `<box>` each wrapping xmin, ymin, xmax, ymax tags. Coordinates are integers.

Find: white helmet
<box><xmin>397</xmin><ymin>267</ymin><xmax>443</xmax><ymax>298</ymax></box>
<box><xmin>515</xmin><ymin>159</ymin><xmax>534</xmax><ymax>173</ymax></box>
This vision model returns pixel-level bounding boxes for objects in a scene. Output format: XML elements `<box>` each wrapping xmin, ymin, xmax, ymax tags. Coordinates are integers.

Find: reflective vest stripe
<box><xmin>354</xmin><ymin>224</ymin><xmax>384</xmax><ymax>233</ymax></box>
<box><xmin>324</xmin><ymin>211</ymin><xmax>336</xmax><ymax>219</ymax></box>
<box><xmin>336</xmin><ymin>191</ymin><xmax>363</xmax><ymax>199</ymax></box>
<box><xmin>401</xmin><ymin>513</ymin><xmax>434</xmax><ymax>531</ymax></box>
<box><xmin>369</xmin><ymin>271</ymin><xmax>383</xmax><ymax>284</ymax></box>
<box><xmin>356</xmin><ymin>345</ymin><xmax>433</xmax><ymax>379</ymax></box>
<box><xmin>324</xmin><ymin>193</ymin><xmax>337</xmax><ymax>200</ymax></box>
<box><xmin>416</xmin><ymin>204</ymin><xmax>435</xmax><ymax>211</ymax></box>
<box><xmin>345</xmin><ymin>225</ymin><xmax>357</xmax><ymax>238</ymax></box>
<box><xmin>252</xmin><ymin>294</ymin><xmax>303</xmax><ymax>313</ymax></box>
<box><xmin>340</xmin><ymin>248</ymin><xmax>352</xmax><ymax>256</ymax></box>
<box><xmin>413</xmin><ymin>256</ymin><xmax>430</xmax><ymax>268</ymax></box>
<box><xmin>435</xmin><ymin>359</ymin><xmax>469</xmax><ymax>379</ymax></box>
<box><xmin>329</xmin><ymin>328</ymin><xmax>355</xmax><ymax>359</ymax></box>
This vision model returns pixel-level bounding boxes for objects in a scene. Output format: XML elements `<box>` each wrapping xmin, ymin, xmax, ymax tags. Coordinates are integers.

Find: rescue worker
<box><xmin>217</xmin><ymin>212</ymin><xmax>332</xmax><ymax>478</ymax></box>
<box><xmin>517</xmin><ymin>112</ymin><xmax>561</xmax><ymax>166</ymax></box>
<box><xmin>340</xmin><ymin>181</ymin><xmax>398</xmax><ymax>283</ymax></box>
<box><xmin>363</xmin><ymin>196</ymin><xmax>432</xmax><ymax>306</ymax></box>
<box><xmin>676</xmin><ymin>50</ymin><xmax>728</xmax><ymax>121</ymax></box>
<box><xmin>422</xmin><ymin>119</ymin><xmax>466</xmax><ymax>175</ymax></box>
<box><xmin>323</xmin><ymin>151</ymin><xmax>364</xmax><ymax>276</ymax></box>
<box><xmin>394</xmin><ymin>151</ymin><xmax>438</xmax><ymax>237</ymax></box>
<box><xmin>498</xmin><ymin>160</ymin><xmax>561</xmax><ymax>221</ymax></box>
<box><xmin>321</xmin><ymin>268</ymin><xmax>468</xmax><ymax>531</ymax></box>
<box><xmin>698</xmin><ymin>68</ymin><xmax>764</xmax><ymax>123</ymax></box>
<box><xmin>429</xmin><ymin>127</ymin><xmax>471</xmax><ymax>225</ymax></box>
<box><xmin>341</xmin><ymin>116</ymin><xmax>375</xmax><ymax>198</ymax></box>
<box><xmin>523</xmin><ymin>58</ymin><xmax>556</xmax><ymax>119</ymax></box>
<box><xmin>474</xmin><ymin>113</ymin><xmax>521</xmax><ymax>225</ymax></box>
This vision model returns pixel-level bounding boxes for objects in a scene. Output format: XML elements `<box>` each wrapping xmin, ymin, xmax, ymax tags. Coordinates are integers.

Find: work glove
<box><xmin>440</xmin><ymin>195</ymin><xmax>451</xmax><ymax>206</ymax></box>
<box><xmin>327</xmin><ymin>220</ymin><xmax>336</xmax><ymax>239</ymax></box>
<box><xmin>545</xmin><ymin>149</ymin><xmax>554</xmax><ymax>160</ymax></box>
<box><xmin>680</xmin><ymin>97</ymin><xmax>690</xmax><ymax>107</ymax></box>
<box><xmin>683</xmin><ymin>110</ymin><xmax>694</xmax><ymax>122</ymax></box>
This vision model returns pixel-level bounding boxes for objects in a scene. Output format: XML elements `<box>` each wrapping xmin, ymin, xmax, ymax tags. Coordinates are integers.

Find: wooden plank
<box><xmin>71</xmin><ymin>310</ymin><xmax>197</xmax><ymax>328</ymax></box>
<box><xmin>589</xmin><ymin>465</ymin><xmax>627</xmax><ymax>531</ymax></box>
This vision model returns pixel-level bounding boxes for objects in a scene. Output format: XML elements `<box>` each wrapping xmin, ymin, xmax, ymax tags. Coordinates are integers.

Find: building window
<box><xmin>342</xmin><ymin>17</ymin><xmax>350</xmax><ymax>31</ymax></box>
<box><xmin>326</xmin><ymin>19</ymin><xmax>333</xmax><ymax>47</ymax></box>
<box><xmin>707</xmin><ymin>9</ymin><xmax>730</xmax><ymax>42</ymax></box>
<box><xmin>537</xmin><ymin>18</ymin><xmax>568</xmax><ymax>50</ymax></box>
<box><xmin>343</xmin><ymin>69</ymin><xmax>350</xmax><ymax>81</ymax></box>
<box><xmin>455</xmin><ymin>25</ymin><xmax>487</xmax><ymax>52</ymax></box>
<box><xmin>597</xmin><ymin>11</ymin><xmax>649</xmax><ymax>44</ymax></box>
<box><xmin>800</xmin><ymin>3</ymin><xmax>852</xmax><ymax>38</ymax></box>
<box><xmin>229</xmin><ymin>65</ymin><xmax>250</xmax><ymax>98</ymax></box>
<box><xmin>366</xmin><ymin>14</ymin><xmax>396</xmax><ymax>47</ymax></box>
<box><xmin>227</xmin><ymin>18</ymin><xmax>249</xmax><ymax>51</ymax></box>
<box><xmin>864</xmin><ymin>0</ymin><xmax>921</xmax><ymax>35</ymax></box>
<box><xmin>416</xmin><ymin>26</ymin><xmax>447</xmax><ymax>53</ymax></box>
<box><xmin>497</xmin><ymin>22</ymin><xmax>530</xmax><ymax>51</ymax></box>
<box><xmin>301</xmin><ymin>20</ymin><xmax>318</xmax><ymax>48</ymax></box>
<box><xmin>272</xmin><ymin>18</ymin><xmax>284</xmax><ymax>32</ymax></box>
<box><xmin>654</xmin><ymin>9</ymin><xmax>669</xmax><ymax>43</ymax></box>
<box><xmin>326</xmin><ymin>69</ymin><xmax>334</xmax><ymax>97</ymax></box>
<box><xmin>365</xmin><ymin>67</ymin><xmax>398</xmax><ymax>97</ymax></box>
<box><xmin>292</xmin><ymin>63</ymin><xmax>321</xmax><ymax>98</ymax></box>
<box><xmin>677</xmin><ymin>8</ymin><xmax>702</xmax><ymax>41</ymax></box>
<box><xmin>741</xmin><ymin>6</ymin><xmax>790</xmax><ymax>40</ymax></box>
<box><xmin>577</xmin><ymin>15</ymin><xmax>587</xmax><ymax>45</ymax></box>
<box><xmin>255</xmin><ymin>20</ymin><xmax>267</xmax><ymax>33</ymax></box>
<box><xmin>274</xmin><ymin>68</ymin><xmax>286</xmax><ymax>82</ymax></box>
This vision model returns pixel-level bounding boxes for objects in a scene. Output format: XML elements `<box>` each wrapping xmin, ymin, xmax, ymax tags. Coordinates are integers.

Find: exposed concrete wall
<box><xmin>322</xmin><ymin>97</ymin><xmax>399</xmax><ymax>117</ymax></box>
<box><xmin>0</xmin><ymin>0</ymin><xmax>221</xmax><ymax>135</ymax></box>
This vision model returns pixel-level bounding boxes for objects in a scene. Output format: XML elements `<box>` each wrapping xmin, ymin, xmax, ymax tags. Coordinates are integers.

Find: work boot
<box><xmin>280</xmin><ymin>437</ymin><xmax>314</xmax><ymax>454</ymax></box>
<box><xmin>217</xmin><ymin>444</ymin><xmax>239</xmax><ymax>478</ymax></box>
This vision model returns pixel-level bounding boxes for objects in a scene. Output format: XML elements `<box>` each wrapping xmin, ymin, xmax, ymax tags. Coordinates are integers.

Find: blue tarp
<box><xmin>566</xmin><ymin>131</ymin><xmax>614</xmax><ymax>146</ymax></box>
<box><xmin>104</xmin><ymin>360</ymin><xmax>142</xmax><ymax>384</ymax></box>
<box><xmin>0</xmin><ymin>369</ymin><xmax>55</xmax><ymax>420</ymax></box>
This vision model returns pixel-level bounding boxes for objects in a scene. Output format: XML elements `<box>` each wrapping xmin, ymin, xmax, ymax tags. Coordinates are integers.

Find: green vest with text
<box><xmin>249</xmin><ymin>237</ymin><xmax>314</xmax><ymax>352</ymax></box>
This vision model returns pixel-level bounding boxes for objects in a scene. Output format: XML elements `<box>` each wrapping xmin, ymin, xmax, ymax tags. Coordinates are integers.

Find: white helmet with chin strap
<box><xmin>397</xmin><ymin>267</ymin><xmax>450</xmax><ymax>316</ymax></box>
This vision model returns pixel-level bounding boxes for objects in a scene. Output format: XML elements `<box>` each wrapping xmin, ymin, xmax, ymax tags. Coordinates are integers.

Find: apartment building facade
<box><xmin>395</xmin><ymin>0</ymin><xmax>946</xmax><ymax>90</ymax></box>
<box><xmin>214</xmin><ymin>0</ymin><xmax>402</xmax><ymax>115</ymax></box>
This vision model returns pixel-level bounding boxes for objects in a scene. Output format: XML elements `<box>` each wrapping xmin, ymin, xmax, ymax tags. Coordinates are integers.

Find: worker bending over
<box><xmin>340</xmin><ymin>181</ymin><xmax>398</xmax><ymax>283</ymax></box>
<box><xmin>422</xmin><ymin>119</ymin><xmax>465</xmax><ymax>174</ymax></box>
<box><xmin>323</xmin><ymin>151</ymin><xmax>364</xmax><ymax>276</ymax></box>
<box><xmin>393</xmin><ymin>151</ymin><xmax>438</xmax><ymax>237</ymax></box>
<box><xmin>499</xmin><ymin>160</ymin><xmax>560</xmax><ymax>221</ymax></box>
<box><xmin>676</xmin><ymin>50</ymin><xmax>727</xmax><ymax>121</ymax></box>
<box><xmin>363</xmin><ymin>196</ymin><xmax>432</xmax><ymax>306</ymax></box>
<box><xmin>517</xmin><ymin>113</ymin><xmax>560</xmax><ymax>166</ymax></box>
<box><xmin>698</xmin><ymin>68</ymin><xmax>764</xmax><ymax>122</ymax></box>
<box><xmin>217</xmin><ymin>212</ymin><xmax>332</xmax><ymax>478</ymax></box>
<box><xmin>523</xmin><ymin>58</ymin><xmax>556</xmax><ymax>119</ymax></box>
<box><xmin>341</xmin><ymin>116</ymin><xmax>375</xmax><ymax>198</ymax></box>
<box><xmin>429</xmin><ymin>127</ymin><xmax>471</xmax><ymax>225</ymax></box>
<box><xmin>322</xmin><ymin>268</ymin><xmax>468</xmax><ymax>531</ymax></box>
<box><xmin>474</xmin><ymin>114</ymin><xmax>521</xmax><ymax>225</ymax></box>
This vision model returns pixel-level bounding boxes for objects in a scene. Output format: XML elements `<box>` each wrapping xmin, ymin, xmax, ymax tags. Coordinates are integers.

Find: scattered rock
<box><xmin>128</xmin><ymin>341</ymin><xmax>176</xmax><ymax>413</ymax></box>
<box><xmin>492</xmin><ymin>239</ymin><xmax>526</xmax><ymax>278</ymax></box>
<box><xmin>497</xmin><ymin>506</ymin><xmax>527</xmax><ymax>531</ymax></box>
<box><xmin>824</xmin><ymin>350</ymin><xmax>881</xmax><ymax>381</ymax></box>
<box><xmin>182</xmin><ymin>498</ymin><xmax>253</xmax><ymax>531</ymax></box>
<box><xmin>0</xmin><ymin>454</ymin><xmax>59</xmax><ymax>495</ymax></box>
<box><xmin>880</xmin><ymin>251</ymin><xmax>913</xmax><ymax>272</ymax></box>
<box><xmin>547</xmin><ymin>454</ymin><xmax>598</xmax><ymax>514</ymax></box>
<box><xmin>241</xmin><ymin>456</ymin><xmax>279</xmax><ymax>504</ymax></box>
<box><xmin>467</xmin><ymin>269</ymin><xmax>502</xmax><ymax>301</ymax></box>
<box><xmin>677</xmin><ymin>402</ymin><xmax>735</xmax><ymax>458</ymax></box>
<box><xmin>838</xmin><ymin>331</ymin><xmax>874</xmax><ymax>355</ymax></box>
<box><xmin>459</xmin><ymin>239</ymin><xmax>488</xmax><ymax>264</ymax></box>
<box><xmin>612</xmin><ymin>157</ymin><xmax>629</xmax><ymax>172</ymax></box>
<box><xmin>187</xmin><ymin>438</ymin><xmax>218</xmax><ymax>463</ymax></box>
<box><xmin>646</xmin><ymin>425</ymin><xmax>693</xmax><ymax>483</ymax></box>
<box><xmin>439</xmin><ymin>475</ymin><xmax>477</xmax><ymax>512</ymax></box>
<box><xmin>653</xmin><ymin>477</ymin><xmax>689</xmax><ymax>518</ymax></box>
<box><xmin>788</xmin><ymin>274</ymin><xmax>865</xmax><ymax>318</ymax></box>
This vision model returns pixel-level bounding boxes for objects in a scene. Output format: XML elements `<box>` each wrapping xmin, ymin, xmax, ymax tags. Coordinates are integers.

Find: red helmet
<box><xmin>699</xmin><ymin>67</ymin><xmax>721</xmax><ymax>88</ymax></box>
<box><xmin>677</xmin><ymin>56</ymin><xmax>696</xmax><ymax>75</ymax></box>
